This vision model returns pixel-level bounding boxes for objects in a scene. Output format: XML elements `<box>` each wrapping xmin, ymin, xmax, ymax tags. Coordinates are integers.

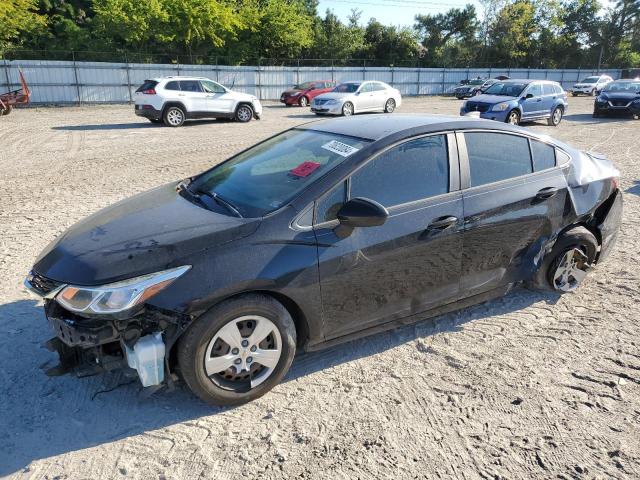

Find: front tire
<box><xmin>298</xmin><ymin>96</ymin><xmax>309</xmax><ymax>107</ymax></box>
<box><xmin>163</xmin><ymin>106</ymin><xmax>186</xmax><ymax>127</ymax></box>
<box><xmin>506</xmin><ymin>109</ymin><xmax>520</xmax><ymax>125</ymax></box>
<box><xmin>547</xmin><ymin>107</ymin><xmax>563</xmax><ymax>126</ymax></box>
<box><xmin>531</xmin><ymin>226</ymin><xmax>598</xmax><ymax>292</ymax></box>
<box><xmin>384</xmin><ymin>98</ymin><xmax>396</xmax><ymax>113</ymax></box>
<box><xmin>591</xmin><ymin>88</ymin><xmax>597</xmax><ymax>96</ymax></box>
<box><xmin>1</xmin><ymin>104</ymin><xmax>13</xmax><ymax>116</ymax></box>
<box><xmin>178</xmin><ymin>294</ymin><xmax>296</xmax><ymax>406</ymax></box>
<box><xmin>342</xmin><ymin>102</ymin><xmax>354</xmax><ymax>116</ymax></box>
<box><xmin>572</xmin><ymin>92</ymin><xmax>578</xmax><ymax>97</ymax></box>
<box><xmin>235</xmin><ymin>104</ymin><xmax>254</xmax><ymax>123</ymax></box>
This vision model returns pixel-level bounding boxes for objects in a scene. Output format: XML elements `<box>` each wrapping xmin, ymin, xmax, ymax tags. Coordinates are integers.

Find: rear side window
<box><xmin>530</xmin><ymin>140</ymin><xmax>556</xmax><ymax>171</ymax></box>
<box><xmin>179</xmin><ymin>80</ymin><xmax>202</xmax><ymax>92</ymax></box>
<box><xmin>465</xmin><ymin>132</ymin><xmax>532</xmax><ymax>186</ymax></box>
<box><xmin>554</xmin><ymin>84</ymin><xmax>564</xmax><ymax>94</ymax></box>
<box><xmin>543</xmin><ymin>84</ymin><xmax>555</xmax><ymax>95</ymax></box>
<box><xmin>136</xmin><ymin>80</ymin><xmax>158</xmax><ymax>92</ymax></box>
<box><xmin>372</xmin><ymin>83</ymin><xmax>387</xmax><ymax>91</ymax></box>
<box><xmin>350</xmin><ymin>135</ymin><xmax>449</xmax><ymax>207</ymax></box>
<box><xmin>165</xmin><ymin>81</ymin><xmax>180</xmax><ymax>91</ymax></box>
<box><xmin>315</xmin><ymin>181</ymin><xmax>346</xmax><ymax>224</ymax></box>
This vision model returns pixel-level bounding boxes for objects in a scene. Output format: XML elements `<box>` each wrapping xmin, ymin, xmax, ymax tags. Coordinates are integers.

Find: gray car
<box><xmin>311</xmin><ymin>81</ymin><xmax>402</xmax><ymax>116</ymax></box>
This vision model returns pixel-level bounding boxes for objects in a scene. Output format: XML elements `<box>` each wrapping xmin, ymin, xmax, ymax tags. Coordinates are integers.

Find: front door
<box><xmin>315</xmin><ymin>134</ymin><xmax>464</xmax><ymax>340</ymax></box>
<box><xmin>521</xmin><ymin>83</ymin><xmax>544</xmax><ymax>118</ymax></box>
<box><xmin>200</xmin><ymin>80</ymin><xmax>235</xmax><ymax>114</ymax></box>
<box><xmin>458</xmin><ymin>130</ymin><xmax>569</xmax><ymax>296</ymax></box>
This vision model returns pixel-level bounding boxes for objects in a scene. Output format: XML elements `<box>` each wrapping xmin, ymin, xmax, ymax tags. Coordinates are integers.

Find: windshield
<box><xmin>333</xmin><ymin>83</ymin><xmax>360</xmax><ymax>93</ymax></box>
<box><xmin>581</xmin><ymin>76</ymin><xmax>600</xmax><ymax>84</ymax></box>
<box><xmin>294</xmin><ymin>81</ymin><xmax>314</xmax><ymax>90</ymax></box>
<box><xmin>483</xmin><ymin>82</ymin><xmax>527</xmax><ymax>97</ymax></box>
<box><xmin>603</xmin><ymin>81</ymin><xmax>640</xmax><ymax>93</ymax></box>
<box><xmin>468</xmin><ymin>79</ymin><xmax>485</xmax><ymax>85</ymax></box>
<box><xmin>190</xmin><ymin>130</ymin><xmax>370</xmax><ymax>217</ymax></box>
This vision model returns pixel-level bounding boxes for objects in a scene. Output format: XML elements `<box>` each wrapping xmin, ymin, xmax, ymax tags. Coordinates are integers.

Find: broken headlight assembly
<box><xmin>55</xmin><ymin>266</ymin><xmax>190</xmax><ymax>315</ymax></box>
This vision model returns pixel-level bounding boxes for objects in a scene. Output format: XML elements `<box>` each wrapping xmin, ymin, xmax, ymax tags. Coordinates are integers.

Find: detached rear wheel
<box><xmin>532</xmin><ymin>226</ymin><xmax>598</xmax><ymax>292</ymax></box>
<box><xmin>178</xmin><ymin>294</ymin><xmax>296</xmax><ymax>406</ymax></box>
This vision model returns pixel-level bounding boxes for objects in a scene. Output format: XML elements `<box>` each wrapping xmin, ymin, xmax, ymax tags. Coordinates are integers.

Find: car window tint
<box><xmin>350</xmin><ymin>135</ymin><xmax>449</xmax><ymax>207</ymax></box>
<box><xmin>465</xmin><ymin>132</ymin><xmax>532</xmax><ymax>187</ymax></box>
<box><xmin>201</xmin><ymin>80</ymin><xmax>225</xmax><ymax>93</ymax></box>
<box><xmin>165</xmin><ymin>81</ymin><xmax>180</xmax><ymax>91</ymax></box>
<box><xmin>527</xmin><ymin>84</ymin><xmax>543</xmax><ymax>96</ymax></box>
<box><xmin>315</xmin><ymin>181</ymin><xmax>346</xmax><ymax>224</ymax></box>
<box><xmin>179</xmin><ymin>80</ymin><xmax>202</xmax><ymax>92</ymax></box>
<box><xmin>530</xmin><ymin>140</ymin><xmax>556</xmax><ymax>171</ymax></box>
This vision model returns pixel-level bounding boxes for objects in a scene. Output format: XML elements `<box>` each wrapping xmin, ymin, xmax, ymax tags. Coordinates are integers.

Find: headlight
<box><xmin>492</xmin><ymin>102</ymin><xmax>509</xmax><ymax>112</ymax></box>
<box><xmin>56</xmin><ymin>266</ymin><xmax>190</xmax><ymax>314</ymax></box>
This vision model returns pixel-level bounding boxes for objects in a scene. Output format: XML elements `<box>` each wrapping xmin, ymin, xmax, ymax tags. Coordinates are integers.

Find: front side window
<box><xmin>350</xmin><ymin>135</ymin><xmax>449</xmax><ymax>208</ymax></box>
<box><xmin>191</xmin><ymin>130</ymin><xmax>370</xmax><ymax>218</ymax></box>
<box><xmin>201</xmin><ymin>80</ymin><xmax>225</xmax><ymax>93</ymax></box>
<box><xmin>180</xmin><ymin>80</ymin><xmax>202</xmax><ymax>92</ymax></box>
<box><xmin>531</xmin><ymin>140</ymin><xmax>556</xmax><ymax>171</ymax></box>
<box><xmin>315</xmin><ymin>181</ymin><xmax>346</xmax><ymax>224</ymax></box>
<box><xmin>465</xmin><ymin>132</ymin><xmax>532</xmax><ymax>187</ymax></box>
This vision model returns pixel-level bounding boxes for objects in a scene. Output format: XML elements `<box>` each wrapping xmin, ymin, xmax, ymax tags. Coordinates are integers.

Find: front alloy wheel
<box><xmin>506</xmin><ymin>110</ymin><xmax>520</xmax><ymax>125</ymax></box>
<box><xmin>298</xmin><ymin>96</ymin><xmax>309</xmax><ymax>107</ymax></box>
<box><xmin>342</xmin><ymin>102</ymin><xmax>354</xmax><ymax>116</ymax></box>
<box><xmin>235</xmin><ymin>104</ymin><xmax>254</xmax><ymax>123</ymax></box>
<box><xmin>178</xmin><ymin>294</ymin><xmax>296</xmax><ymax>406</ymax></box>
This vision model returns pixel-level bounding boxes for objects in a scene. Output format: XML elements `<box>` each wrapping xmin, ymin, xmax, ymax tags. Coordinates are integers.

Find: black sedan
<box><xmin>25</xmin><ymin>115</ymin><xmax>622</xmax><ymax>406</ymax></box>
<box><xmin>593</xmin><ymin>79</ymin><xmax>640</xmax><ymax>118</ymax></box>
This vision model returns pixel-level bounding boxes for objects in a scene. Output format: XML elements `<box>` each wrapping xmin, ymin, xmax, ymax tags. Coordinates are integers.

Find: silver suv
<box><xmin>134</xmin><ymin>76</ymin><xmax>263</xmax><ymax>127</ymax></box>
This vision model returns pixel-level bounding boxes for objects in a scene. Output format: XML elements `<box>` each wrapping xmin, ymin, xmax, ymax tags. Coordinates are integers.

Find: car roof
<box><xmin>613</xmin><ymin>78</ymin><xmax>638</xmax><ymax>82</ymax></box>
<box><xmin>299</xmin><ymin>114</ymin><xmax>549</xmax><ymax>141</ymax></box>
<box><xmin>150</xmin><ymin>76</ymin><xmax>212</xmax><ymax>82</ymax></box>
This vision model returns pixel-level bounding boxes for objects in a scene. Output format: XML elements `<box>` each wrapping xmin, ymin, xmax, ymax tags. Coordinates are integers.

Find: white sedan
<box><xmin>311</xmin><ymin>81</ymin><xmax>402</xmax><ymax>116</ymax></box>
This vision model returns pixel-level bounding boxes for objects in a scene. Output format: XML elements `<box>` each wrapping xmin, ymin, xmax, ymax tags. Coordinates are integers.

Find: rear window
<box><xmin>530</xmin><ymin>140</ymin><xmax>556</xmax><ymax>171</ymax></box>
<box><xmin>135</xmin><ymin>80</ymin><xmax>158</xmax><ymax>93</ymax></box>
<box><xmin>465</xmin><ymin>132</ymin><xmax>532</xmax><ymax>187</ymax></box>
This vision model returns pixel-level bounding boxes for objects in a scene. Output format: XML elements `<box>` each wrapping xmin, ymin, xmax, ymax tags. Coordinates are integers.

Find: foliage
<box><xmin>2</xmin><ymin>0</ymin><xmax>639</xmax><ymax>68</ymax></box>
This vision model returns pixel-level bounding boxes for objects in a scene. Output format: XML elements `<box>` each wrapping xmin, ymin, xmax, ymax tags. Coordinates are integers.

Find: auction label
<box><xmin>322</xmin><ymin>140</ymin><xmax>360</xmax><ymax>157</ymax></box>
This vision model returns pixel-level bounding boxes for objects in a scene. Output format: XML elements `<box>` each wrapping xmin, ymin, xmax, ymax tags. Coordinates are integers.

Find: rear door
<box><xmin>178</xmin><ymin>80</ymin><xmax>207</xmax><ymax>112</ymax></box>
<box><xmin>356</xmin><ymin>82</ymin><xmax>376</xmax><ymax>110</ymax></box>
<box><xmin>542</xmin><ymin>83</ymin><xmax>558</xmax><ymax>114</ymax></box>
<box><xmin>457</xmin><ymin>130</ymin><xmax>569</xmax><ymax>296</ymax></box>
<box><xmin>521</xmin><ymin>83</ymin><xmax>544</xmax><ymax>118</ymax></box>
<box><xmin>315</xmin><ymin>133</ymin><xmax>464</xmax><ymax>339</ymax></box>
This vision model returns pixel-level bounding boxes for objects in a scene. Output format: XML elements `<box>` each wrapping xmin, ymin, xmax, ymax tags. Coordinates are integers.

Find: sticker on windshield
<box><xmin>290</xmin><ymin>161</ymin><xmax>321</xmax><ymax>178</ymax></box>
<box><xmin>321</xmin><ymin>140</ymin><xmax>360</xmax><ymax>157</ymax></box>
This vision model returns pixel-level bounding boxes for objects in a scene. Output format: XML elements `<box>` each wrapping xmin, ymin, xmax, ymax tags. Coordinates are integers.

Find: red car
<box><xmin>280</xmin><ymin>80</ymin><xmax>336</xmax><ymax>107</ymax></box>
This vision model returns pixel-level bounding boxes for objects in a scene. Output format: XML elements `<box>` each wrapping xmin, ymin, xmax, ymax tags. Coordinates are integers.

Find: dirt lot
<box><xmin>0</xmin><ymin>97</ymin><xmax>639</xmax><ymax>479</ymax></box>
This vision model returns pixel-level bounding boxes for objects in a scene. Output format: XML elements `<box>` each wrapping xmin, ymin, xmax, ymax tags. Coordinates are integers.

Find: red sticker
<box><xmin>290</xmin><ymin>161</ymin><xmax>321</xmax><ymax>178</ymax></box>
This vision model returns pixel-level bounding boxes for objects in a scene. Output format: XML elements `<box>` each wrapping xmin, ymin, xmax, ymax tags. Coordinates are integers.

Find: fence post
<box><xmin>416</xmin><ymin>66</ymin><xmax>421</xmax><ymax>96</ymax></box>
<box><xmin>72</xmin><ymin>51</ymin><xmax>82</xmax><ymax>105</ymax></box>
<box><xmin>215</xmin><ymin>57</ymin><xmax>219</xmax><ymax>82</ymax></box>
<box><xmin>257</xmin><ymin>57</ymin><xmax>262</xmax><ymax>99</ymax></box>
<box><xmin>441</xmin><ymin>65</ymin><xmax>446</xmax><ymax>95</ymax></box>
<box><xmin>124</xmin><ymin>53</ymin><xmax>132</xmax><ymax>104</ymax></box>
<box><xmin>296</xmin><ymin>58</ymin><xmax>300</xmax><ymax>86</ymax></box>
<box><xmin>391</xmin><ymin>64</ymin><xmax>394</xmax><ymax>87</ymax></box>
<box><xmin>362</xmin><ymin>59</ymin><xmax>366</xmax><ymax>80</ymax></box>
<box><xmin>2</xmin><ymin>53</ymin><xmax>11</xmax><ymax>95</ymax></box>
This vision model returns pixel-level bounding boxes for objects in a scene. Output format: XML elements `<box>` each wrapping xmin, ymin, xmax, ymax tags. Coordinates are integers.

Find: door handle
<box><xmin>427</xmin><ymin>216</ymin><xmax>458</xmax><ymax>230</ymax></box>
<box><xmin>178</xmin><ymin>94</ymin><xmax>185</xmax><ymax>97</ymax></box>
<box><xmin>536</xmin><ymin>187</ymin><xmax>558</xmax><ymax>199</ymax></box>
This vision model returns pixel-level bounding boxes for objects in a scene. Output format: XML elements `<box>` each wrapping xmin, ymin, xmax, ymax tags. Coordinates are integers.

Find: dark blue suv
<box><xmin>460</xmin><ymin>80</ymin><xmax>568</xmax><ymax>126</ymax></box>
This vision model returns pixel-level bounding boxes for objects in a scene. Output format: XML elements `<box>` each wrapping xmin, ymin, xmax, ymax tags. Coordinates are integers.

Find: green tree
<box><xmin>0</xmin><ymin>0</ymin><xmax>47</xmax><ymax>49</ymax></box>
<box><xmin>363</xmin><ymin>19</ymin><xmax>420</xmax><ymax>65</ymax></box>
<box><xmin>308</xmin><ymin>9</ymin><xmax>365</xmax><ymax>59</ymax></box>
<box><xmin>487</xmin><ymin>0</ymin><xmax>540</xmax><ymax>67</ymax></box>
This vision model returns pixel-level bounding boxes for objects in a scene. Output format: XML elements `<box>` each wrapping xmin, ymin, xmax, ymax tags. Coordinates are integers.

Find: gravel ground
<box><xmin>0</xmin><ymin>97</ymin><xmax>639</xmax><ymax>479</ymax></box>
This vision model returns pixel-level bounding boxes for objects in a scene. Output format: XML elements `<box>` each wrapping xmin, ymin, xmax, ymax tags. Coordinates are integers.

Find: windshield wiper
<box><xmin>196</xmin><ymin>189</ymin><xmax>243</xmax><ymax>218</ymax></box>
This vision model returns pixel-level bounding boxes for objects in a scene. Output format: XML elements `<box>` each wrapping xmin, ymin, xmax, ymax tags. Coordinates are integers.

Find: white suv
<box><xmin>572</xmin><ymin>75</ymin><xmax>614</xmax><ymax>96</ymax></box>
<box><xmin>134</xmin><ymin>77</ymin><xmax>263</xmax><ymax>127</ymax></box>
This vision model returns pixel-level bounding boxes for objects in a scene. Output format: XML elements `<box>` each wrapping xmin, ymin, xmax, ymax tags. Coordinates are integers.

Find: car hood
<box><xmin>283</xmin><ymin>88</ymin><xmax>304</xmax><ymax>95</ymax></box>
<box><xmin>33</xmin><ymin>182</ymin><xmax>260</xmax><ymax>286</ymax></box>
<box><xmin>314</xmin><ymin>92</ymin><xmax>353</xmax><ymax>101</ymax></box>
<box><xmin>600</xmin><ymin>91</ymin><xmax>640</xmax><ymax>100</ymax></box>
<box><xmin>230</xmin><ymin>90</ymin><xmax>256</xmax><ymax>102</ymax></box>
<box><xmin>469</xmin><ymin>94</ymin><xmax>518</xmax><ymax>104</ymax></box>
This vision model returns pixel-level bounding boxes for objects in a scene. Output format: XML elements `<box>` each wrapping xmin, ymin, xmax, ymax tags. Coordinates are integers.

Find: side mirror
<box><xmin>335</xmin><ymin>198</ymin><xmax>388</xmax><ymax>238</ymax></box>
<box><xmin>525</xmin><ymin>93</ymin><xmax>534</xmax><ymax>99</ymax></box>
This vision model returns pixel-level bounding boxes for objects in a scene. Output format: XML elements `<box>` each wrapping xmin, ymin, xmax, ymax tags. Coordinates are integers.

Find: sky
<box><xmin>316</xmin><ymin>0</ymin><xmax>615</xmax><ymax>27</ymax></box>
<box><xmin>316</xmin><ymin>0</ymin><xmax>487</xmax><ymax>27</ymax></box>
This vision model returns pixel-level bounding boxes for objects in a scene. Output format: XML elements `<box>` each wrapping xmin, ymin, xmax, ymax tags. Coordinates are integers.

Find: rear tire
<box><xmin>235</xmin><ymin>104</ymin><xmax>253</xmax><ymax>123</ymax></box>
<box><xmin>531</xmin><ymin>226</ymin><xmax>598</xmax><ymax>292</ymax></box>
<box><xmin>591</xmin><ymin>88</ymin><xmax>597</xmax><ymax>96</ymax></box>
<box><xmin>178</xmin><ymin>294</ymin><xmax>297</xmax><ymax>406</ymax></box>
<box><xmin>547</xmin><ymin>107</ymin><xmax>563</xmax><ymax>126</ymax></box>
<box><xmin>0</xmin><ymin>104</ymin><xmax>13</xmax><ymax>116</ymax></box>
<box><xmin>384</xmin><ymin>98</ymin><xmax>396</xmax><ymax>113</ymax></box>
<box><xmin>163</xmin><ymin>106</ymin><xmax>186</xmax><ymax>127</ymax></box>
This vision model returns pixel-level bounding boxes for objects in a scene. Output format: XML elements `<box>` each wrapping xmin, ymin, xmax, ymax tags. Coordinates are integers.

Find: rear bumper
<box><xmin>135</xmin><ymin>105</ymin><xmax>162</xmax><ymax>120</ymax></box>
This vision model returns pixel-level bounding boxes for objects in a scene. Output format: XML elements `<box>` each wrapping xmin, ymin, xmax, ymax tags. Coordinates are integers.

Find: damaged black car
<box><xmin>25</xmin><ymin>115</ymin><xmax>622</xmax><ymax>406</ymax></box>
